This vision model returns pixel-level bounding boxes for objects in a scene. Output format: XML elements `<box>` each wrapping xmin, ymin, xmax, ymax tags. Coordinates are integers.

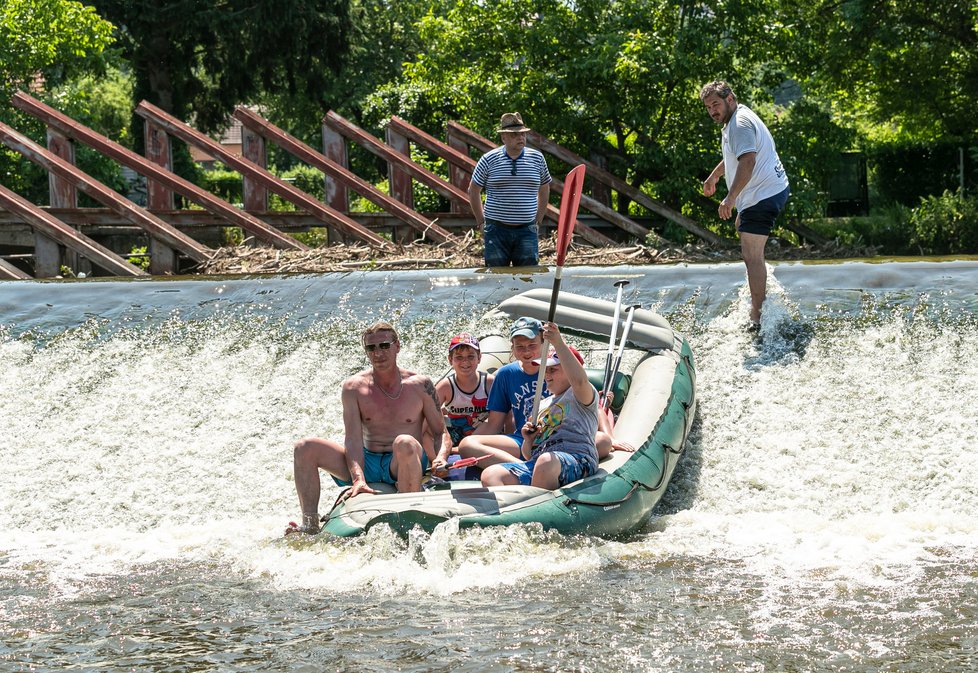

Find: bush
<box><xmin>199</xmin><ymin>164</ymin><xmax>242</xmax><ymax>205</ymax></box>
<box><xmin>805</xmin><ymin>203</ymin><xmax>914</xmax><ymax>253</ymax></box>
<box><xmin>867</xmin><ymin>141</ymin><xmax>976</xmax><ymax>207</ymax></box>
<box><xmin>909</xmin><ymin>190</ymin><xmax>978</xmax><ymax>255</ymax></box>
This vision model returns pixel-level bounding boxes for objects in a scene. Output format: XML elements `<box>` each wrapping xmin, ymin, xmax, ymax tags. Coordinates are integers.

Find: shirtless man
<box><xmin>290</xmin><ymin>321</ymin><xmax>447</xmax><ymax>534</ymax></box>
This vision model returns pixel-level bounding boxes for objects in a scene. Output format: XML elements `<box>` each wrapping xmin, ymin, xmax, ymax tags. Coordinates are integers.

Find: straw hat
<box><xmin>497</xmin><ymin>112</ymin><xmax>531</xmax><ymax>133</ymax></box>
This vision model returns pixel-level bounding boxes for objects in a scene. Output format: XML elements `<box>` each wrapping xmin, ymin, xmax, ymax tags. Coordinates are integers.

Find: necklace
<box><xmin>377</xmin><ymin>370</ymin><xmax>403</xmax><ymax>400</ymax></box>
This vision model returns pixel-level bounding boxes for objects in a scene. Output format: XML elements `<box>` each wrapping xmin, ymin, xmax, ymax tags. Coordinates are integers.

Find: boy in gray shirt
<box><xmin>481</xmin><ymin>322</ymin><xmax>598</xmax><ymax>490</ymax></box>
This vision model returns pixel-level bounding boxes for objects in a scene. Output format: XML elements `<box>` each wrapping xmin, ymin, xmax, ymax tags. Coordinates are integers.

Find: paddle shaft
<box><xmin>530</xmin><ymin>267</ymin><xmax>563</xmax><ymax>421</ymax></box>
<box><xmin>530</xmin><ymin>164</ymin><xmax>585</xmax><ymax>423</ymax></box>
<box><xmin>607</xmin><ymin>305</ymin><xmax>641</xmax><ymax>398</ymax></box>
<box><xmin>602</xmin><ymin>280</ymin><xmax>629</xmax><ymax>406</ymax></box>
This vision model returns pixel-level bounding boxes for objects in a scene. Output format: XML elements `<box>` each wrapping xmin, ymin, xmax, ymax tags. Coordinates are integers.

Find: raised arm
<box><xmin>544</xmin><ymin>322</ymin><xmax>594</xmax><ymax>406</ymax></box>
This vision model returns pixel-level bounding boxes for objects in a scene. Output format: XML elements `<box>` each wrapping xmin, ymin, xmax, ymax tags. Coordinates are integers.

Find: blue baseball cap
<box><xmin>509</xmin><ymin>316</ymin><xmax>543</xmax><ymax>339</ymax></box>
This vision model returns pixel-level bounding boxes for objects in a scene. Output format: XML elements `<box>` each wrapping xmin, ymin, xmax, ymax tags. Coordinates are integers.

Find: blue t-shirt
<box><xmin>486</xmin><ymin>361</ymin><xmax>548</xmax><ymax>444</ymax></box>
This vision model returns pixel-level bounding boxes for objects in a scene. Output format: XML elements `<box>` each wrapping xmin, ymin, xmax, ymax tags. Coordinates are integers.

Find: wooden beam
<box><xmin>144</xmin><ymin>120</ymin><xmax>174</xmax><ymax>210</ymax></box>
<box><xmin>143</xmin><ymin>119</ymin><xmax>178</xmax><ymax>274</ymax></box>
<box><xmin>323</xmin><ymin>110</ymin><xmax>473</xmax><ymax>213</ymax></box>
<box><xmin>322</xmin><ymin>122</ymin><xmax>348</xmax><ymax>213</ymax></box>
<box><xmin>498</xmin><ymin>123</ymin><xmax>726</xmax><ymax>245</ymax></box>
<box><xmin>12</xmin><ymin>91</ymin><xmax>305</xmax><ymax>251</ymax></box>
<box><xmin>0</xmin><ymin>255</ymin><xmax>31</xmax><ymax>280</ymax></box>
<box><xmin>385</xmin><ymin>125</ymin><xmax>414</xmax><ymax>209</ymax></box>
<box><xmin>395</xmin><ymin>118</ymin><xmax>616</xmax><ymax>247</ymax></box>
<box><xmin>234</xmin><ymin>107</ymin><xmax>451</xmax><ymax>244</ymax></box>
<box><xmin>0</xmin><ymin>207</ymin><xmax>488</xmax><ymax>232</ymax></box>
<box><xmin>241</xmin><ymin>125</ymin><xmax>268</xmax><ymax>212</ymax></box>
<box><xmin>0</xmin><ymin>121</ymin><xmax>212</xmax><ymax>264</ymax></box>
<box><xmin>135</xmin><ymin>100</ymin><xmax>389</xmax><ymax>249</ymax></box>
<box><xmin>0</xmin><ymin>183</ymin><xmax>147</xmax><ymax>277</ymax></box>
<box><xmin>47</xmin><ymin>128</ymin><xmax>93</xmax><ymax>276</ymax></box>
<box><xmin>446</xmin><ymin>130</ymin><xmax>470</xmax><ymax>213</ymax></box>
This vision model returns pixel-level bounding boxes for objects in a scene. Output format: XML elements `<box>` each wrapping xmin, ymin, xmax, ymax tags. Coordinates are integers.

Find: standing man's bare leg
<box><xmin>740</xmin><ymin>231</ymin><xmax>769</xmax><ymax>324</ymax></box>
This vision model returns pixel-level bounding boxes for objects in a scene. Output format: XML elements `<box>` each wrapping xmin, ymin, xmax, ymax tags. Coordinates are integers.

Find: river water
<box><xmin>1</xmin><ymin>259</ymin><xmax>977</xmax><ymax>672</ymax></box>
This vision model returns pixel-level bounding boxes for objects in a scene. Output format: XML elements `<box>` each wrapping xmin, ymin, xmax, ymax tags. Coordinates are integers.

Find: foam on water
<box><xmin>2</xmin><ymin>265</ymin><xmax>977</xmax><ymax>612</ymax></box>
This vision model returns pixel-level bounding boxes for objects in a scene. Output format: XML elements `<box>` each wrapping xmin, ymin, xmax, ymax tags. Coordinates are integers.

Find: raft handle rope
<box><xmin>561</xmin><ymin>446</ymin><xmax>673</xmax><ymax>508</ymax></box>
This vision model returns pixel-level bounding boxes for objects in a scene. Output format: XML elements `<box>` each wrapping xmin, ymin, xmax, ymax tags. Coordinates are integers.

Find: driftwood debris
<box><xmin>196</xmin><ymin>230</ymin><xmax>871</xmax><ymax>276</ymax></box>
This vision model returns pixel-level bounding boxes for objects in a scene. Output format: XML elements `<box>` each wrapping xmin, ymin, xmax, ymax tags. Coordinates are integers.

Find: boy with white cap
<box><xmin>481</xmin><ymin>322</ymin><xmax>599</xmax><ymax>490</ymax></box>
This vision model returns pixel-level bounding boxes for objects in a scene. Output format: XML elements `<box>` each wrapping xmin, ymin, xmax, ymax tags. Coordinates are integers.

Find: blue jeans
<box><xmin>483</xmin><ymin>221</ymin><xmax>539</xmax><ymax>267</ymax></box>
<box><xmin>500</xmin><ymin>451</ymin><xmax>593</xmax><ymax>487</ymax></box>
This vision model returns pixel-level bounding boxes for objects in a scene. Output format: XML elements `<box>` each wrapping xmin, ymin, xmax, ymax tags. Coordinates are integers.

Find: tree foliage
<box><xmin>0</xmin><ymin>0</ymin><xmax>114</xmax><ymax>99</ymax></box>
<box><xmin>789</xmin><ymin>0</ymin><xmax>978</xmax><ymax>140</ymax></box>
<box><xmin>363</xmin><ymin>0</ymin><xmax>852</xmax><ymax>230</ymax></box>
<box><xmin>90</xmin><ymin>0</ymin><xmax>355</xmax><ymax>133</ymax></box>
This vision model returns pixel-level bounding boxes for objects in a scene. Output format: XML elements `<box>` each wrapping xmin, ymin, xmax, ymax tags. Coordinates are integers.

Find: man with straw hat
<box><xmin>467</xmin><ymin>112</ymin><xmax>552</xmax><ymax>267</ymax></box>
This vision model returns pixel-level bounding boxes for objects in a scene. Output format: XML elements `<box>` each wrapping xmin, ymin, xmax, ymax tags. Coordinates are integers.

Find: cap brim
<box><xmin>510</xmin><ymin>329</ymin><xmax>539</xmax><ymax>339</ymax></box>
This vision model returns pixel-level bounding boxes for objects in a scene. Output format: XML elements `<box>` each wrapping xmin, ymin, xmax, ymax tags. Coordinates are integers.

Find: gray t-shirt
<box><xmin>531</xmin><ymin>384</ymin><xmax>599</xmax><ymax>472</ymax></box>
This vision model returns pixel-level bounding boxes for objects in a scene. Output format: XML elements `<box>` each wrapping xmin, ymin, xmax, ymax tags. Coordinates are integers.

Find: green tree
<box><xmin>90</xmin><ymin>0</ymin><xmax>355</xmax><ymax>134</ymax></box>
<box><xmin>0</xmin><ymin>0</ymin><xmax>115</xmax><ymax>99</ymax></box>
<box><xmin>0</xmin><ymin>0</ymin><xmax>116</xmax><ymax>203</ymax></box>
<box><xmin>363</xmin><ymin>0</ymin><xmax>850</xmax><ymax>236</ymax></box>
<box><xmin>789</xmin><ymin>0</ymin><xmax>978</xmax><ymax>141</ymax></box>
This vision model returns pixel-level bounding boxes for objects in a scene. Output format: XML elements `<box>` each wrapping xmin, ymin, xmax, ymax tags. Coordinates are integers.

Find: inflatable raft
<box><xmin>318</xmin><ymin>289</ymin><xmax>697</xmax><ymax>539</ymax></box>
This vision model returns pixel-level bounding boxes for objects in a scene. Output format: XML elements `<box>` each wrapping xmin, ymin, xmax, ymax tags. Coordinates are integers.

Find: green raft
<box><xmin>319</xmin><ymin>289</ymin><xmax>697</xmax><ymax>539</ymax></box>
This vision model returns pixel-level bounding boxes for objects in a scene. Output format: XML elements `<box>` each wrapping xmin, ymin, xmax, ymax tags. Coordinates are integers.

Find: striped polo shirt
<box><xmin>471</xmin><ymin>146</ymin><xmax>552</xmax><ymax>224</ymax></box>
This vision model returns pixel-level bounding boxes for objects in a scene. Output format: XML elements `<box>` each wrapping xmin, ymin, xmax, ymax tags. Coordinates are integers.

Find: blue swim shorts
<box><xmin>500</xmin><ymin>451</ymin><xmax>593</xmax><ymax>487</ymax></box>
<box><xmin>331</xmin><ymin>448</ymin><xmax>430</xmax><ymax>487</ymax></box>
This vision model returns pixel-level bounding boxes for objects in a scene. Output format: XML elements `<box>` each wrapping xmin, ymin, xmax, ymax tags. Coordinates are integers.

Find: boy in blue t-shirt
<box><xmin>458</xmin><ymin>316</ymin><xmax>548</xmax><ymax>467</ymax></box>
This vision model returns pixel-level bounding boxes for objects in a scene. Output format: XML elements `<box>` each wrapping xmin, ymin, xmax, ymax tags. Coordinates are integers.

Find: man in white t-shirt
<box><xmin>700</xmin><ymin>80</ymin><xmax>790</xmax><ymax>329</ymax></box>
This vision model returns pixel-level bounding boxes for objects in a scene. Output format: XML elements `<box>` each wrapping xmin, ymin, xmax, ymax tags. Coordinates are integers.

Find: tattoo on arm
<box><xmin>423</xmin><ymin>378</ymin><xmax>438</xmax><ymax>406</ymax></box>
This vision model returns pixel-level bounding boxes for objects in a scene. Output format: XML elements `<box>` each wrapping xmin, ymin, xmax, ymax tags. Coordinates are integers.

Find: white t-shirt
<box><xmin>722</xmin><ymin>104</ymin><xmax>789</xmax><ymax>211</ymax></box>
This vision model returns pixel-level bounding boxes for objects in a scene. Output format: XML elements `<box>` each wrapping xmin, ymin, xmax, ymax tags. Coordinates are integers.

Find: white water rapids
<box><xmin>1</xmin><ymin>260</ymin><xmax>977</xmax><ymax>672</ymax></box>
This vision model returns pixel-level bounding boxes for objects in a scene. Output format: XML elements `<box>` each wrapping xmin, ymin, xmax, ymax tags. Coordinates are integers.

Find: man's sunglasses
<box><xmin>364</xmin><ymin>341</ymin><xmax>394</xmax><ymax>352</ymax></box>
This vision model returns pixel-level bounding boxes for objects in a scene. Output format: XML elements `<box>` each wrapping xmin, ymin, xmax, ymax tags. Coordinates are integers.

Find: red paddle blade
<box><xmin>450</xmin><ymin>455</ymin><xmax>491</xmax><ymax>470</ymax></box>
<box><xmin>555</xmin><ymin>164</ymin><xmax>586</xmax><ymax>266</ymax></box>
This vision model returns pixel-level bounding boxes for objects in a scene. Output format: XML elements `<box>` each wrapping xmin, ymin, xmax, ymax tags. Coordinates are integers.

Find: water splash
<box><xmin>2</xmin><ymin>263</ymin><xmax>977</xmax><ymax>603</ymax></box>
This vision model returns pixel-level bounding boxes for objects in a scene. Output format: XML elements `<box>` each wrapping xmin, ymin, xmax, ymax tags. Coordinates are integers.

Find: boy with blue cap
<box><xmin>458</xmin><ymin>316</ymin><xmax>548</xmax><ymax>466</ymax></box>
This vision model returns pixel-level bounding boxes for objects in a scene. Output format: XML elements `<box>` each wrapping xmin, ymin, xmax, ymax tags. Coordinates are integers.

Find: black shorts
<box><xmin>738</xmin><ymin>187</ymin><xmax>790</xmax><ymax>236</ymax></box>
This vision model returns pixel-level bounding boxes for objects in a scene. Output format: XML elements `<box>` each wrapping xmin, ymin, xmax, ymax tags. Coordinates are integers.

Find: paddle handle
<box><xmin>602</xmin><ymin>280</ymin><xmax>629</xmax><ymax>403</ymax></box>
